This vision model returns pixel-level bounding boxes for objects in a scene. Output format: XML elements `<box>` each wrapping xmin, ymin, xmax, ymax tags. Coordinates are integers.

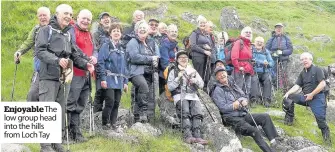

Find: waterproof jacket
<box><xmin>17</xmin><ymin>24</ymin><xmax>43</xmax><ymax>72</ymax></box>
<box><xmin>122</xmin><ymin>23</ymin><xmax>136</xmax><ymax>48</ymax></box>
<box><xmin>97</xmin><ymin>38</ymin><xmax>128</xmax><ymax>90</ymax></box>
<box><xmin>92</xmin><ymin>25</ymin><xmax>109</xmax><ymax>52</ymax></box>
<box><xmin>190</xmin><ymin>28</ymin><xmax>212</xmax><ymax>58</ymax></box>
<box><xmin>69</xmin><ymin>23</ymin><xmax>97</xmax><ymax>77</ymax></box>
<box><xmin>127</xmin><ymin>37</ymin><xmax>155</xmax><ymax>78</ymax></box>
<box><xmin>265</xmin><ymin>31</ymin><xmax>293</xmax><ymax>61</ymax></box>
<box><xmin>252</xmin><ymin>46</ymin><xmax>274</xmax><ymax>73</ymax></box>
<box><xmin>211</xmin><ymin>79</ymin><xmax>248</xmax><ymax>117</ymax></box>
<box><xmin>217</xmin><ymin>45</ymin><xmax>234</xmax><ymax>72</ymax></box>
<box><xmin>206</xmin><ymin>33</ymin><xmax>217</xmax><ymax>63</ymax></box>
<box><xmin>167</xmin><ymin>65</ymin><xmax>204</xmax><ymax>105</ymax></box>
<box><xmin>36</xmin><ymin>15</ymin><xmax>88</xmax><ymax>81</ymax></box>
<box><xmin>231</xmin><ymin>36</ymin><xmax>254</xmax><ymax>75</ymax></box>
<box><xmin>159</xmin><ymin>37</ymin><xmax>177</xmax><ymax>78</ymax></box>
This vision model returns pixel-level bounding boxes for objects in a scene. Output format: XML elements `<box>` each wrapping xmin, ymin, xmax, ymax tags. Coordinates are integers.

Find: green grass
<box><xmin>2</xmin><ymin>1</ymin><xmax>335</xmax><ymax>152</ymax></box>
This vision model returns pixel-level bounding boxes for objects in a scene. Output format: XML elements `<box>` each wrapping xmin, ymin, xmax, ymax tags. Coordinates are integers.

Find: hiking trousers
<box><xmin>39</xmin><ymin>80</ymin><xmax>67</xmax><ymax>148</ymax></box>
<box><xmin>130</xmin><ymin>74</ymin><xmax>150</xmax><ymax>121</ymax></box>
<box><xmin>175</xmin><ymin>99</ymin><xmax>204</xmax><ymax>138</ymax></box>
<box><xmin>67</xmin><ymin>76</ymin><xmax>89</xmax><ymax>113</ymax></box>
<box><xmin>27</xmin><ymin>71</ymin><xmax>39</xmax><ymax>102</ymax></box>
<box><xmin>102</xmin><ymin>89</ymin><xmax>122</xmax><ymax>126</ymax></box>
<box><xmin>223</xmin><ymin>113</ymin><xmax>278</xmax><ymax>152</ymax></box>
<box><xmin>250</xmin><ymin>72</ymin><xmax>272</xmax><ymax>101</ymax></box>
<box><xmin>285</xmin><ymin>93</ymin><xmax>329</xmax><ymax>131</ymax></box>
<box><xmin>192</xmin><ymin>55</ymin><xmax>210</xmax><ymax>88</ymax></box>
<box><xmin>233</xmin><ymin>72</ymin><xmax>251</xmax><ymax>97</ymax></box>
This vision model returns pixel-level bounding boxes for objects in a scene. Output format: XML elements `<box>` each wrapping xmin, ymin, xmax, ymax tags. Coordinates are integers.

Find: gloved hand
<box><xmin>14</xmin><ymin>51</ymin><xmax>21</xmax><ymax>64</ymax></box>
<box><xmin>272</xmin><ymin>52</ymin><xmax>278</xmax><ymax>57</ymax></box>
<box><xmin>277</xmin><ymin>50</ymin><xmax>283</xmax><ymax>55</ymax></box>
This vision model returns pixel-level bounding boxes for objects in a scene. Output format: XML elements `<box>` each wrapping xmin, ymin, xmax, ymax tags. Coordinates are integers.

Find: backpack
<box><xmin>184</xmin><ymin>30</ymin><xmax>200</xmax><ymax>59</ymax></box>
<box><xmin>163</xmin><ymin>62</ymin><xmax>178</xmax><ymax>102</ymax></box>
<box><xmin>224</xmin><ymin>38</ymin><xmax>244</xmax><ymax>66</ymax></box>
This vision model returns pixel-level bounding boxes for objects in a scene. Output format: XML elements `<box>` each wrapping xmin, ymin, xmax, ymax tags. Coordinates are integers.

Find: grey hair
<box><xmin>167</xmin><ymin>24</ymin><xmax>178</xmax><ymax>32</ymax></box>
<box><xmin>37</xmin><ymin>6</ymin><xmax>50</xmax><ymax>16</ymax></box>
<box><xmin>300</xmin><ymin>52</ymin><xmax>313</xmax><ymax>61</ymax></box>
<box><xmin>78</xmin><ymin>9</ymin><xmax>92</xmax><ymax>20</ymax></box>
<box><xmin>133</xmin><ymin>10</ymin><xmax>144</xmax><ymax>18</ymax></box>
<box><xmin>134</xmin><ymin>19</ymin><xmax>148</xmax><ymax>32</ymax></box>
<box><xmin>196</xmin><ymin>15</ymin><xmax>207</xmax><ymax>27</ymax></box>
<box><xmin>241</xmin><ymin>26</ymin><xmax>252</xmax><ymax>35</ymax></box>
<box><xmin>56</xmin><ymin>4</ymin><xmax>72</xmax><ymax>14</ymax></box>
<box><xmin>254</xmin><ymin>36</ymin><xmax>264</xmax><ymax>42</ymax></box>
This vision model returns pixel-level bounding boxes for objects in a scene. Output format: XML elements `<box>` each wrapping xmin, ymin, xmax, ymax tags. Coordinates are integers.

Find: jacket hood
<box><xmin>239</xmin><ymin>36</ymin><xmax>251</xmax><ymax>45</ymax></box>
<box><xmin>162</xmin><ymin>37</ymin><xmax>178</xmax><ymax>48</ymax></box>
<box><xmin>49</xmin><ymin>15</ymin><xmax>72</xmax><ymax>32</ymax></box>
<box><xmin>271</xmin><ymin>31</ymin><xmax>286</xmax><ymax>37</ymax></box>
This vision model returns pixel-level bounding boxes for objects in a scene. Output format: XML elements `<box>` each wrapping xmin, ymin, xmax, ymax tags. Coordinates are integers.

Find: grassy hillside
<box><xmin>2</xmin><ymin>1</ymin><xmax>335</xmax><ymax>152</ymax></box>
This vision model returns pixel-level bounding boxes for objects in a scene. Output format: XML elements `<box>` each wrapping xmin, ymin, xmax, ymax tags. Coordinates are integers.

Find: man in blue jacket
<box><xmin>251</xmin><ymin>37</ymin><xmax>274</xmax><ymax>107</ymax></box>
<box><xmin>265</xmin><ymin>23</ymin><xmax>293</xmax><ymax>91</ymax></box>
<box><xmin>211</xmin><ymin>67</ymin><xmax>283</xmax><ymax>152</ymax></box>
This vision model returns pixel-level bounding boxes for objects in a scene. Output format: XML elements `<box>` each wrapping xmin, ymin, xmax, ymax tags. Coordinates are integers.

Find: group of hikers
<box><xmin>13</xmin><ymin>4</ymin><xmax>332</xmax><ymax>152</ymax></box>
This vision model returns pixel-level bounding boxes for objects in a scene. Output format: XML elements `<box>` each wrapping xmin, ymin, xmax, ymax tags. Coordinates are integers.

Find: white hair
<box><xmin>134</xmin><ymin>20</ymin><xmax>149</xmax><ymax>32</ymax></box>
<box><xmin>217</xmin><ymin>31</ymin><xmax>229</xmax><ymax>41</ymax></box>
<box><xmin>300</xmin><ymin>52</ymin><xmax>313</xmax><ymax>61</ymax></box>
<box><xmin>206</xmin><ymin>21</ymin><xmax>214</xmax><ymax>27</ymax></box>
<box><xmin>78</xmin><ymin>9</ymin><xmax>92</xmax><ymax>20</ymax></box>
<box><xmin>167</xmin><ymin>24</ymin><xmax>178</xmax><ymax>32</ymax></box>
<box><xmin>241</xmin><ymin>26</ymin><xmax>252</xmax><ymax>35</ymax></box>
<box><xmin>133</xmin><ymin>10</ymin><xmax>144</xmax><ymax>18</ymax></box>
<box><xmin>56</xmin><ymin>4</ymin><xmax>72</xmax><ymax>14</ymax></box>
<box><xmin>196</xmin><ymin>15</ymin><xmax>207</xmax><ymax>24</ymax></box>
<box><xmin>254</xmin><ymin>36</ymin><xmax>264</xmax><ymax>43</ymax></box>
<box><xmin>37</xmin><ymin>6</ymin><xmax>50</xmax><ymax>16</ymax></box>
<box><xmin>158</xmin><ymin>22</ymin><xmax>167</xmax><ymax>29</ymax></box>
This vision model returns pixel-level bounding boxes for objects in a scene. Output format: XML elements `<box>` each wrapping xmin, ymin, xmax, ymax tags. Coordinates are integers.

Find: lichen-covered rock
<box><xmin>220</xmin><ymin>7</ymin><xmax>244</xmax><ymax>30</ymax></box>
<box><xmin>1</xmin><ymin>144</ymin><xmax>31</xmax><ymax>152</ymax></box>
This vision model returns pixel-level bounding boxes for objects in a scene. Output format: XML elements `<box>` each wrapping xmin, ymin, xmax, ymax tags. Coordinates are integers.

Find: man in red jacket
<box><xmin>67</xmin><ymin>9</ymin><xmax>97</xmax><ymax>143</ymax></box>
<box><xmin>231</xmin><ymin>26</ymin><xmax>254</xmax><ymax>97</ymax></box>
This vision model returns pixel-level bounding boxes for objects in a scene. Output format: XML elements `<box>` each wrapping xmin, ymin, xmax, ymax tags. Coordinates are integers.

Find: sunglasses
<box><xmin>149</xmin><ymin>23</ymin><xmax>158</xmax><ymax>27</ymax></box>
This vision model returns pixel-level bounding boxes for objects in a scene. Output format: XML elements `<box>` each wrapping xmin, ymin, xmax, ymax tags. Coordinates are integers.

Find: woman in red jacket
<box><xmin>231</xmin><ymin>26</ymin><xmax>254</xmax><ymax>97</ymax></box>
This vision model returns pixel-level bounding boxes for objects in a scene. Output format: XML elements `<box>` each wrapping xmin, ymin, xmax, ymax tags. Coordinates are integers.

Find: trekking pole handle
<box><xmin>15</xmin><ymin>53</ymin><xmax>20</xmax><ymax>64</ymax></box>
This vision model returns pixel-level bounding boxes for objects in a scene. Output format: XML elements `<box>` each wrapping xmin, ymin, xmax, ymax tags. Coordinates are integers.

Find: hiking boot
<box><xmin>40</xmin><ymin>144</ymin><xmax>55</xmax><ymax>152</ymax></box>
<box><xmin>250</xmin><ymin>98</ymin><xmax>258</xmax><ymax>108</ymax></box>
<box><xmin>322</xmin><ymin>128</ymin><xmax>332</xmax><ymax>146</ymax></box>
<box><xmin>284</xmin><ymin>114</ymin><xmax>293</xmax><ymax>126</ymax></box>
<box><xmin>74</xmin><ymin>133</ymin><xmax>88</xmax><ymax>143</ymax></box>
<box><xmin>102</xmin><ymin>124</ymin><xmax>111</xmax><ymax>130</ymax></box>
<box><xmin>51</xmin><ymin>143</ymin><xmax>66</xmax><ymax>152</ymax></box>
<box><xmin>93</xmin><ymin>105</ymin><xmax>103</xmax><ymax>113</ymax></box>
<box><xmin>264</xmin><ymin>100</ymin><xmax>270</xmax><ymax>108</ymax></box>
<box><xmin>184</xmin><ymin>137</ymin><xmax>197</xmax><ymax>144</ymax></box>
<box><xmin>139</xmin><ymin>111</ymin><xmax>148</xmax><ymax>123</ymax></box>
<box><xmin>195</xmin><ymin>138</ymin><xmax>209</xmax><ymax>145</ymax></box>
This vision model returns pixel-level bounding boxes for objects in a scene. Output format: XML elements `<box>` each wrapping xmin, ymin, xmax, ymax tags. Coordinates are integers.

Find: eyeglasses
<box><xmin>178</xmin><ymin>57</ymin><xmax>188</xmax><ymax>59</ymax></box>
<box><xmin>149</xmin><ymin>23</ymin><xmax>158</xmax><ymax>27</ymax></box>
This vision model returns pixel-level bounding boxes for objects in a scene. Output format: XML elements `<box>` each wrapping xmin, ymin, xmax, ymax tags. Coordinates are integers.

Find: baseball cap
<box><xmin>148</xmin><ymin>18</ymin><xmax>159</xmax><ymax>23</ymax></box>
<box><xmin>98</xmin><ymin>12</ymin><xmax>110</xmax><ymax>20</ymax></box>
<box><xmin>275</xmin><ymin>23</ymin><xmax>284</xmax><ymax>28</ymax></box>
<box><xmin>214</xmin><ymin>67</ymin><xmax>226</xmax><ymax>75</ymax></box>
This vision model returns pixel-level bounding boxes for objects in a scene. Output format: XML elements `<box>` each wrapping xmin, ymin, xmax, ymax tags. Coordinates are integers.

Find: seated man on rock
<box><xmin>167</xmin><ymin>51</ymin><xmax>208</xmax><ymax>145</ymax></box>
<box><xmin>211</xmin><ymin>67</ymin><xmax>284</xmax><ymax>152</ymax></box>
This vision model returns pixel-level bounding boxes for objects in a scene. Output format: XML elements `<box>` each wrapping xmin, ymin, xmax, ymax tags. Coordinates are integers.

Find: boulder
<box><xmin>1</xmin><ymin>144</ymin><xmax>31</xmax><ymax>152</ymax></box>
<box><xmin>326</xmin><ymin>100</ymin><xmax>335</xmax><ymax>123</ymax></box>
<box><xmin>250</xmin><ymin>17</ymin><xmax>269</xmax><ymax>35</ymax></box>
<box><xmin>310</xmin><ymin>34</ymin><xmax>332</xmax><ymax>43</ymax></box>
<box><xmin>181</xmin><ymin>12</ymin><xmax>199</xmax><ymax>25</ymax></box>
<box><xmin>143</xmin><ymin>4</ymin><xmax>168</xmax><ymax>20</ymax></box>
<box><xmin>129</xmin><ymin>122</ymin><xmax>162</xmax><ymax>137</ymax></box>
<box><xmin>293</xmin><ymin>45</ymin><xmax>310</xmax><ymax>52</ymax></box>
<box><xmin>157</xmin><ymin>90</ymin><xmax>244</xmax><ymax>152</ymax></box>
<box><xmin>285</xmin><ymin>54</ymin><xmax>302</xmax><ymax>88</ymax></box>
<box><xmin>295</xmin><ymin>146</ymin><xmax>327</xmax><ymax>152</ymax></box>
<box><xmin>220</xmin><ymin>7</ymin><xmax>244</xmax><ymax>30</ymax></box>
<box><xmin>81</xmin><ymin>104</ymin><xmax>132</xmax><ymax>133</ymax></box>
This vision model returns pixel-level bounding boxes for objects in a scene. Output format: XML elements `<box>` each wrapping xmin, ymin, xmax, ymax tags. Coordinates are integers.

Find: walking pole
<box><xmin>239</xmin><ymin>102</ymin><xmax>266</xmax><ymax>136</ymax></box>
<box><xmin>61</xmin><ymin>67</ymin><xmax>70</xmax><ymax>152</ymax></box>
<box><xmin>204</xmin><ymin>56</ymin><xmax>210</xmax><ymax>83</ymax></box>
<box><xmin>276</xmin><ymin>58</ymin><xmax>279</xmax><ymax>91</ymax></box>
<box><xmin>11</xmin><ymin>54</ymin><xmax>20</xmax><ymax>101</ymax></box>
<box><xmin>240</xmin><ymin>70</ymin><xmax>248</xmax><ymax>95</ymax></box>
<box><xmin>88</xmin><ymin>71</ymin><xmax>94</xmax><ymax>137</ymax></box>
